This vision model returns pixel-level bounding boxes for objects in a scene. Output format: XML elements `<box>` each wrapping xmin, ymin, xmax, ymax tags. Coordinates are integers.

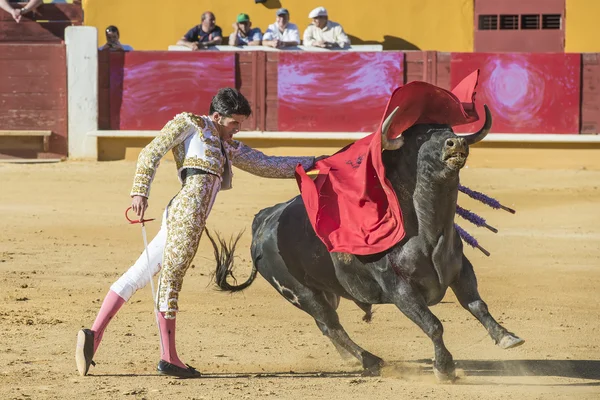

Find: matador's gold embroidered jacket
<box><xmin>130</xmin><ymin>112</ymin><xmax>316</xmax><ymax>198</ymax></box>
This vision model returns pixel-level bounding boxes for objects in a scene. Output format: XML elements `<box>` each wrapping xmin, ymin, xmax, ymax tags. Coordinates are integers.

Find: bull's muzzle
<box><xmin>443</xmin><ymin>137</ymin><xmax>468</xmax><ymax>169</ymax></box>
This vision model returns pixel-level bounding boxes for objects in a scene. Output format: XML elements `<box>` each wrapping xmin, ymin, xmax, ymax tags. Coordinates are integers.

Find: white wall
<box><xmin>65</xmin><ymin>26</ymin><xmax>99</xmax><ymax>160</ymax></box>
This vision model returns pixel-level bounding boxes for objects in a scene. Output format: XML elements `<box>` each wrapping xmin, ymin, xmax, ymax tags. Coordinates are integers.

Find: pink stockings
<box><xmin>90</xmin><ymin>290</ymin><xmax>186</xmax><ymax>368</ymax></box>
<box><xmin>157</xmin><ymin>311</ymin><xmax>186</xmax><ymax>368</ymax></box>
<box><xmin>90</xmin><ymin>290</ymin><xmax>125</xmax><ymax>354</ymax></box>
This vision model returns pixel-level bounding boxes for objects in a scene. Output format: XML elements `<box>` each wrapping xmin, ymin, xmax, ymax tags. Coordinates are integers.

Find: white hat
<box><xmin>308</xmin><ymin>7</ymin><xmax>327</xmax><ymax>18</ymax></box>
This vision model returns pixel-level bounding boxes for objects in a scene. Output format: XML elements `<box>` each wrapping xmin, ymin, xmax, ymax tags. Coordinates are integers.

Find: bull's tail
<box><xmin>204</xmin><ymin>228</ymin><xmax>258</xmax><ymax>292</ymax></box>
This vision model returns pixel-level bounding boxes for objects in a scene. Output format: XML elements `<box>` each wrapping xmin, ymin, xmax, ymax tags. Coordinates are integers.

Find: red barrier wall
<box><xmin>276</xmin><ymin>52</ymin><xmax>404</xmax><ymax>132</ymax></box>
<box><xmin>98</xmin><ymin>50</ymin><xmax>597</xmax><ymax>136</ymax></box>
<box><xmin>107</xmin><ymin>52</ymin><xmax>235</xmax><ymax>130</ymax></box>
<box><xmin>0</xmin><ymin>44</ymin><xmax>67</xmax><ymax>158</ymax></box>
<box><xmin>581</xmin><ymin>54</ymin><xmax>600</xmax><ymax>134</ymax></box>
<box><xmin>0</xmin><ymin>2</ymin><xmax>81</xmax><ymax>160</ymax></box>
<box><xmin>451</xmin><ymin>52</ymin><xmax>581</xmax><ymax>134</ymax></box>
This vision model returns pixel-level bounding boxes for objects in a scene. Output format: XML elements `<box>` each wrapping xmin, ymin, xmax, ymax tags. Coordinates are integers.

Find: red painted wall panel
<box><xmin>277</xmin><ymin>52</ymin><xmax>404</xmax><ymax>132</ymax></box>
<box><xmin>581</xmin><ymin>54</ymin><xmax>600</xmax><ymax>134</ymax></box>
<box><xmin>0</xmin><ymin>44</ymin><xmax>67</xmax><ymax>157</ymax></box>
<box><xmin>451</xmin><ymin>53</ymin><xmax>580</xmax><ymax>134</ymax></box>
<box><xmin>109</xmin><ymin>52</ymin><xmax>235</xmax><ymax>130</ymax></box>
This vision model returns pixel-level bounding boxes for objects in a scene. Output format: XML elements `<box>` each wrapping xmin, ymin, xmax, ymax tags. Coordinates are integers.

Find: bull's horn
<box><xmin>381</xmin><ymin>106</ymin><xmax>404</xmax><ymax>151</ymax></box>
<box><xmin>463</xmin><ymin>104</ymin><xmax>492</xmax><ymax>145</ymax></box>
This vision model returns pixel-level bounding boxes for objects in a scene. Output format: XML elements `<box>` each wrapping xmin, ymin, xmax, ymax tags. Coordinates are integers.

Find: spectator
<box><xmin>99</xmin><ymin>25</ymin><xmax>133</xmax><ymax>52</ymax></box>
<box><xmin>177</xmin><ymin>11</ymin><xmax>223</xmax><ymax>50</ymax></box>
<box><xmin>262</xmin><ymin>8</ymin><xmax>300</xmax><ymax>48</ymax></box>
<box><xmin>303</xmin><ymin>7</ymin><xmax>350</xmax><ymax>49</ymax></box>
<box><xmin>0</xmin><ymin>0</ymin><xmax>42</xmax><ymax>23</ymax></box>
<box><xmin>228</xmin><ymin>13</ymin><xmax>262</xmax><ymax>46</ymax></box>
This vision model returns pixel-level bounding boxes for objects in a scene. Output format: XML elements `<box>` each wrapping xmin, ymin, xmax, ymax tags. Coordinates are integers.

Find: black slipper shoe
<box><xmin>157</xmin><ymin>360</ymin><xmax>201</xmax><ymax>378</ymax></box>
<box><xmin>75</xmin><ymin>329</ymin><xmax>96</xmax><ymax>376</ymax></box>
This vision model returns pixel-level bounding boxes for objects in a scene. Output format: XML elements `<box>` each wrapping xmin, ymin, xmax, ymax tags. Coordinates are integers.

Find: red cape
<box><xmin>294</xmin><ymin>70</ymin><xmax>482</xmax><ymax>255</ymax></box>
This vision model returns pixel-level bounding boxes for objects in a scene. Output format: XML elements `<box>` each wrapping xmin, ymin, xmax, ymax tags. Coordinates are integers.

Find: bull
<box><xmin>206</xmin><ymin>105</ymin><xmax>524</xmax><ymax>382</ymax></box>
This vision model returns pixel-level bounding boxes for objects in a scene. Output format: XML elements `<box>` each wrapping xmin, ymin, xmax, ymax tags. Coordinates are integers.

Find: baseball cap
<box><xmin>276</xmin><ymin>8</ymin><xmax>289</xmax><ymax>16</ymax></box>
<box><xmin>308</xmin><ymin>7</ymin><xmax>327</xmax><ymax>18</ymax></box>
<box><xmin>236</xmin><ymin>13</ymin><xmax>250</xmax><ymax>23</ymax></box>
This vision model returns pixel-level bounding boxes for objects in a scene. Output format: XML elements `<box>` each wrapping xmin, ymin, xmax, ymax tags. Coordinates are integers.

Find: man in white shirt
<box><xmin>303</xmin><ymin>6</ymin><xmax>350</xmax><ymax>49</ymax></box>
<box><xmin>262</xmin><ymin>8</ymin><xmax>300</xmax><ymax>48</ymax></box>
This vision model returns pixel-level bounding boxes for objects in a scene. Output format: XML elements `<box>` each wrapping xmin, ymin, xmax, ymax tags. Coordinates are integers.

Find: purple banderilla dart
<box><xmin>455</xmin><ymin>223</ymin><xmax>490</xmax><ymax>257</ymax></box>
<box><xmin>458</xmin><ymin>185</ymin><xmax>516</xmax><ymax>214</ymax></box>
<box><xmin>456</xmin><ymin>205</ymin><xmax>498</xmax><ymax>233</ymax></box>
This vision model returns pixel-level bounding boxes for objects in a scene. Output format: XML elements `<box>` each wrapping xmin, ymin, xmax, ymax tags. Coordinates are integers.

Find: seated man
<box><xmin>229</xmin><ymin>13</ymin><xmax>262</xmax><ymax>46</ymax></box>
<box><xmin>177</xmin><ymin>11</ymin><xmax>223</xmax><ymax>50</ymax></box>
<box><xmin>262</xmin><ymin>8</ymin><xmax>300</xmax><ymax>49</ymax></box>
<box><xmin>303</xmin><ymin>7</ymin><xmax>350</xmax><ymax>49</ymax></box>
<box><xmin>99</xmin><ymin>25</ymin><xmax>133</xmax><ymax>52</ymax></box>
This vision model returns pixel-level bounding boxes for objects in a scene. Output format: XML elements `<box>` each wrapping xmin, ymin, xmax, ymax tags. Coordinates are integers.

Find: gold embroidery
<box><xmin>182</xmin><ymin>157</ymin><xmax>224</xmax><ymax>176</ymax></box>
<box><xmin>205</xmin><ymin>146</ymin><xmax>224</xmax><ymax>162</ymax></box>
<box><xmin>131</xmin><ymin>114</ymin><xmax>311</xmax><ymax>198</ymax></box>
<box><xmin>186</xmin><ymin>113</ymin><xmax>206</xmax><ymax>131</ymax></box>
<box><xmin>172</xmin><ymin>142</ymin><xmax>186</xmax><ymax>171</ymax></box>
<box><xmin>157</xmin><ymin>173</ymin><xmax>219</xmax><ymax>319</ymax></box>
<box><xmin>202</xmin><ymin>133</ymin><xmax>222</xmax><ymax>149</ymax></box>
<box><xmin>130</xmin><ymin>113</ymin><xmax>194</xmax><ymax>198</ymax></box>
<box><xmin>227</xmin><ymin>140</ymin><xmax>315</xmax><ymax>179</ymax></box>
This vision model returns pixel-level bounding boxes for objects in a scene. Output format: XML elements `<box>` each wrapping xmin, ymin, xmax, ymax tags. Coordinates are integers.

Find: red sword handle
<box><xmin>125</xmin><ymin>206</ymin><xmax>155</xmax><ymax>224</ymax></box>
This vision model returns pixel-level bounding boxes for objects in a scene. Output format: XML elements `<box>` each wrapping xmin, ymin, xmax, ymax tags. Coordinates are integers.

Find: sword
<box><xmin>125</xmin><ymin>207</ymin><xmax>163</xmax><ymax>351</ymax></box>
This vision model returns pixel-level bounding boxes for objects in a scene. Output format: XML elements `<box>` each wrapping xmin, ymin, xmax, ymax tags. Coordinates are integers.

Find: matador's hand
<box><xmin>131</xmin><ymin>195</ymin><xmax>148</xmax><ymax>220</ymax></box>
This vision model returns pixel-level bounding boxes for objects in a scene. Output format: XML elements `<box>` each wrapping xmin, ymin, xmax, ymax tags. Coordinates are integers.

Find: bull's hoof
<box><xmin>433</xmin><ymin>365</ymin><xmax>457</xmax><ymax>383</ymax></box>
<box><xmin>498</xmin><ymin>333</ymin><xmax>525</xmax><ymax>349</ymax></box>
<box><xmin>361</xmin><ymin>364</ymin><xmax>382</xmax><ymax>377</ymax></box>
<box><xmin>361</xmin><ymin>352</ymin><xmax>384</xmax><ymax>376</ymax></box>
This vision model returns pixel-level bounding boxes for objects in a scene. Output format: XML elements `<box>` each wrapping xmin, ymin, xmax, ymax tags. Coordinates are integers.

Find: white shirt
<box><xmin>262</xmin><ymin>22</ymin><xmax>300</xmax><ymax>44</ymax></box>
<box><xmin>303</xmin><ymin>21</ymin><xmax>350</xmax><ymax>48</ymax></box>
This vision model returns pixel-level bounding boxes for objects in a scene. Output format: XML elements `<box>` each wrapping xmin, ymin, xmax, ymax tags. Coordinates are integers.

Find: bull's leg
<box><xmin>450</xmin><ymin>255</ymin><xmax>524</xmax><ymax>349</ymax></box>
<box><xmin>314</xmin><ymin>321</ymin><xmax>352</xmax><ymax>361</ymax></box>
<box><xmin>306</xmin><ymin>292</ymin><xmax>383</xmax><ymax>376</ymax></box>
<box><xmin>390</xmin><ymin>280</ymin><xmax>456</xmax><ymax>382</ymax></box>
<box><xmin>353</xmin><ymin>301</ymin><xmax>373</xmax><ymax>322</ymax></box>
<box><xmin>266</xmin><ymin>275</ymin><xmax>382</xmax><ymax>374</ymax></box>
<box><xmin>317</xmin><ymin>293</ymin><xmax>352</xmax><ymax>361</ymax></box>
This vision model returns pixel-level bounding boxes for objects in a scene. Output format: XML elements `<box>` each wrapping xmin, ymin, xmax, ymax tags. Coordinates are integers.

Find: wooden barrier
<box><xmin>0</xmin><ymin>44</ymin><xmax>67</xmax><ymax>160</ymax></box>
<box><xmin>0</xmin><ymin>1</ymin><xmax>82</xmax><ymax>161</ymax></box>
<box><xmin>1</xmin><ymin>25</ymin><xmax>596</xmax><ymax>161</ymax></box>
<box><xmin>581</xmin><ymin>53</ymin><xmax>600</xmax><ymax>134</ymax></box>
<box><xmin>97</xmin><ymin>49</ymin><xmax>597</xmax><ymax>136</ymax></box>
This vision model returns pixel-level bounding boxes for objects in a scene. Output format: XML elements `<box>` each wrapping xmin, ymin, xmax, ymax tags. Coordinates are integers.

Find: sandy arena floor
<box><xmin>0</xmin><ymin>147</ymin><xmax>599</xmax><ymax>399</ymax></box>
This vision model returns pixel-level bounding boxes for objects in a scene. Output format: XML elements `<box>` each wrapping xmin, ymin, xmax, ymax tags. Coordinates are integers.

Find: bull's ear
<box><xmin>462</xmin><ymin>104</ymin><xmax>492</xmax><ymax>145</ymax></box>
<box><xmin>381</xmin><ymin>106</ymin><xmax>404</xmax><ymax>151</ymax></box>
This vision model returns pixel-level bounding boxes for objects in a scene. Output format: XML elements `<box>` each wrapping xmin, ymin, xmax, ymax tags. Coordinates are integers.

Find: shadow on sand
<box><xmin>94</xmin><ymin>359</ymin><xmax>600</xmax><ymax>384</ymax></box>
<box><xmin>405</xmin><ymin>358</ymin><xmax>600</xmax><ymax>385</ymax></box>
<box><xmin>94</xmin><ymin>370</ymin><xmax>363</xmax><ymax>379</ymax></box>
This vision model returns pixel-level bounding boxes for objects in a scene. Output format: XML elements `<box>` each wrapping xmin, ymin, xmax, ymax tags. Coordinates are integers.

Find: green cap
<box><xmin>236</xmin><ymin>13</ymin><xmax>250</xmax><ymax>23</ymax></box>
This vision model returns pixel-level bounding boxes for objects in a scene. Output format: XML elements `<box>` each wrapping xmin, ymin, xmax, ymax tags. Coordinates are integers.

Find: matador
<box><xmin>75</xmin><ymin>88</ymin><xmax>317</xmax><ymax>378</ymax></box>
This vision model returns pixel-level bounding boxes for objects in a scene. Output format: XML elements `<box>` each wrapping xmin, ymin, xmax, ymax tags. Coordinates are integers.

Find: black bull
<box><xmin>206</xmin><ymin>105</ymin><xmax>524</xmax><ymax>381</ymax></box>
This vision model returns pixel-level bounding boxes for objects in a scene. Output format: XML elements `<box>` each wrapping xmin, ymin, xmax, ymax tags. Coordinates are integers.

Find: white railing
<box><xmin>87</xmin><ymin>130</ymin><xmax>600</xmax><ymax>143</ymax></box>
<box><xmin>167</xmin><ymin>44</ymin><xmax>384</xmax><ymax>52</ymax></box>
